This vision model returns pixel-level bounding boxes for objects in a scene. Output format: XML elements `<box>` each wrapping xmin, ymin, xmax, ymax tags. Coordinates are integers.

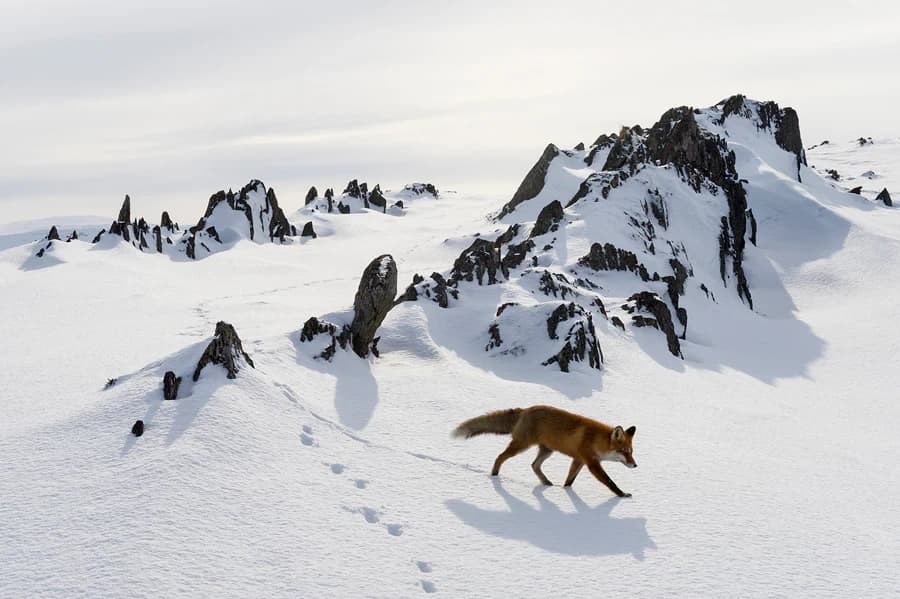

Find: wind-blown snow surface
<box><xmin>3</xmin><ymin>131</ymin><xmax>900</xmax><ymax>596</ymax></box>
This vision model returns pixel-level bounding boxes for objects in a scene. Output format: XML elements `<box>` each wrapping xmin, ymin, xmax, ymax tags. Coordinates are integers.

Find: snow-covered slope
<box><xmin>2</xmin><ymin>96</ymin><xmax>899</xmax><ymax>598</ymax></box>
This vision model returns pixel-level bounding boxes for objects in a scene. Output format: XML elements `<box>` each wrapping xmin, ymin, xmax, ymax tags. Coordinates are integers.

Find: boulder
<box><xmin>875</xmin><ymin>188</ymin><xmax>892</xmax><ymax>206</ymax></box>
<box><xmin>305</xmin><ymin>186</ymin><xmax>318</xmax><ymax>205</ymax></box>
<box><xmin>349</xmin><ymin>255</ymin><xmax>398</xmax><ymax>358</ymax></box>
<box><xmin>131</xmin><ymin>420</ymin><xmax>144</xmax><ymax>437</ymax></box>
<box><xmin>849</xmin><ymin>186</ymin><xmax>863</xmax><ymax>195</ymax></box>
<box><xmin>193</xmin><ymin>321</ymin><xmax>255</xmax><ymax>381</ymax></box>
<box><xmin>163</xmin><ymin>371</ymin><xmax>181</xmax><ymax>400</ymax></box>
<box><xmin>301</xmin><ymin>222</ymin><xmax>317</xmax><ymax>238</ymax></box>
<box><xmin>529</xmin><ymin>200</ymin><xmax>564</xmax><ymax>238</ymax></box>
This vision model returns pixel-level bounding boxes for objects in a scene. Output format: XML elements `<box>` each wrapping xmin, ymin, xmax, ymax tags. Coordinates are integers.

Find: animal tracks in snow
<box><xmin>297</xmin><ymin>417</ymin><xmax>435</xmax><ymax>590</ymax></box>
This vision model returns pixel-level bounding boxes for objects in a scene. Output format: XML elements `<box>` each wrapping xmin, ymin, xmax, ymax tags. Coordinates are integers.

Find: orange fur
<box><xmin>454</xmin><ymin>405</ymin><xmax>637</xmax><ymax>496</ymax></box>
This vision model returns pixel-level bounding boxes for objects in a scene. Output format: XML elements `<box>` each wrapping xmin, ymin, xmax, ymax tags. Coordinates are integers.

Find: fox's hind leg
<box><xmin>531</xmin><ymin>445</ymin><xmax>554</xmax><ymax>486</ymax></box>
<box><xmin>564</xmin><ymin>459</ymin><xmax>584</xmax><ymax>487</ymax></box>
<box><xmin>491</xmin><ymin>440</ymin><xmax>528</xmax><ymax>476</ymax></box>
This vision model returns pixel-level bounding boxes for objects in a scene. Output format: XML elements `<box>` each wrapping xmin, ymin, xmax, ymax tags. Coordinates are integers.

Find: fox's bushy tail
<box><xmin>453</xmin><ymin>408</ymin><xmax>523</xmax><ymax>439</ymax></box>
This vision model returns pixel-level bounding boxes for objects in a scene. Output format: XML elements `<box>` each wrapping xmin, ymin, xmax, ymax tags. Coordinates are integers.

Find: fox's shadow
<box><xmin>445</xmin><ymin>479</ymin><xmax>656</xmax><ymax>560</ymax></box>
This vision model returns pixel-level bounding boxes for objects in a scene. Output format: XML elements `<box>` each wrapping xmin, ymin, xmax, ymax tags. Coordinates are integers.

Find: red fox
<box><xmin>453</xmin><ymin>405</ymin><xmax>637</xmax><ymax>497</ymax></box>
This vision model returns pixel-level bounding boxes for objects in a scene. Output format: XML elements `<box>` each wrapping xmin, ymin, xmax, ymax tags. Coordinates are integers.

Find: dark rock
<box><xmin>153</xmin><ymin>225</ymin><xmax>162</xmax><ymax>253</ymax></box>
<box><xmin>305</xmin><ymin>186</ymin><xmax>318</xmax><ymax>205</ymax></box>
<box><xmin>530</xmin><ymin>200</ymin><xmax>564</xmax><ymax>238</ymax></box>
<box><xmin>537</xmin><ymin>270</ymin><xmax>578</xmax><ymax>300</ymax></box>
<box><xmin>266</xmin><ymin>187</ymin><xmax>292</xmax><ymax>241</ymax></box>
<box><xmin>109</xmin><ymin>195</ymin><xmax>132</xmax><ymax>241</ymax></box>
<box><xmin>857</xmin><ymin>137</ymin><xmax>873</xmax><ymax>146</ymax></box>
<box><xmin>501</xmin><ymin>239</ymin><xmax>535</xmax><ymax>272</ymax></box>
<box><xmin>193</xmin><ymin>321</ymin><xmax>255</xmax><ymax>381</ymax></box>
<box><xmin>325</xmin><ymin>188</ymin><xmax>334</xmax><ymax>213</ymax></box>
<box><xmin>369</xmin><ymin>184</ymin><xmax>387</xmax><ymax>212</ymax></box>
<box><xmin>876</xmin><ymin>188</ymin><xmax>893</xmax><ymax>206</ymax></box>
<box><xmin>747</xmin><ymin>209</ymin><xmax>758</xmax><ymax>245</ymax></box>
<box><xmin>663</xmin><ymin>258</ymin><xmax>689</xmax><ymax>319</ymax></box>
<box><xmin>849</xmin><ymin>186</ymin><xmax>863</xmax><ymax>195</ymax></box>
<box><xmin>117</xmin><ymin>195</ymin><xmax>131</xmax><ymax>224</ymax></box>
<box><xmin>67</xmin><ymin>230</ymin><xmax>78</xmax><ymax>242</ymax></box>
<box><xmin>350</xmin><ymin>255</ymin><xmax>398</xmax><ymax>358</ymax></box>
<box><xmin>343</xmin><ymin>179</ymin><xmax>362</xmax><ymax>199</ymax></box>
<box><xmin>160</xmin><ymin>211</ymin><xmax>174</xmax><ymax>229</ymax></box>
<box><xmin>301</xmin><ymin>222</ymin><xmax>317</xmax><ymax>238</ymax></box>
<box><xmin>163</xmin><ymin>371</ymin><xmax>181</xmax><ymax>400</ymax></box>
<box><xmin>498</xmin><ymin>143</ymin><xmax>559</xmax><ymax>218</ymax></box>
<box><xmin>451</xmin><ymin>238</ymin><xmax>505</xmax><ymax>285</ymax></box>
<box><xmin>611</xmin><ymin>316</ymin><xmax>625</xmax><ymax>330</ymax></box>
<box><xmin>574</xmin><ymin>142</ymin><xmax>585</xmax><ymax>151</ymax></box>
<box><xmin>104</xmin><ymin>378</ymin><xmax>117</xmax><ymax>389</ymax></box>
<box><xmin>826</xmin><ymin>169</ymin><xmax>841</xmax><ymax>181</ymax></box>
<box><xmin>393</xmin><ymin>200</ymin><xmax>404</xmax><ymax>209</ymax></box>
<box><xmin>429</xmin><ymin>272</ymin><xmax>453</xmax><ymax>308</ymax></box>
<box><xmin>131</xmin><ymin>420</ymin><xmax>144</xmax><ymax>437</ymax></box>
<box><xmin>495</xmin><ymin>224</ymin><xmax>520</xmax><ymax>247</ymax></box>
<box><xmin>47</xmin><ymin>226</ymin><xmax>60</xmax><ymax>241</ymax></box>
<box><xmin>92</xmin><ymin>229</ymin><xmax>106</xmax><ymax>243</ymax></box>
<box><xmin>299</xmin><ymin>316</ymin><xmax>353</xmax><ymax>360</ymax></box>
<box><xmin>541</xmin><ymin>303</ymin><xmax>603</xmax><ymax>372</ymax></box>
<box><xmin>496</xmin><ymin>302</ymin><xmax>517</xmax><ymax>317</ymax></box>
<box><xmin>486</xmin><ymin>323</ymin><xmax>503</xmax><ymax>351</ymax></box>
<box><xmin>623</xmin><ymin>291</ymin><xmax>682</xmax><ymax>358</ymax></box>
<box><xmin>338</xmin><ymin>202</ymin><xmax>350</xmax><ymax>214</ymax></box>
<box><xmin>205</xmin><ymin>226</ymin><xmax>222</xmax><ymax>243</ymax></box>
<box><xmin>578</xmin><ymin>242</ymin><xmax>650</xmax><ymax>281</ymax></box>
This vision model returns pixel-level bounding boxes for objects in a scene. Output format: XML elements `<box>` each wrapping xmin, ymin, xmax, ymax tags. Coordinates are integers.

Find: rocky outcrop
<box><xmin>349</xmin><ymin>255</ymin><xmax>398</xmax><ymax>358</ymax></box>
<box><xmin>301</xmin><ymin>222</ymin><xmax>317</xmax><ymax>238</ymax></box>
<box><xmin>530</xmin><ymin>200</ymin><xmax>564</xmax><ymax>238</ymax></box>
<box><xmin>720</xmin><ymin>94</ymin><xmax>806</xmax><ymax>177</ymax></box>
<box><xmin>876</xmin><ymin>188</ymin><xmax>893</xmax><ymax>206</ymax></box>
<box><xmin>109</xmin><ymin>195</ymin><xmax>132</xmax><ymax>241</ymax></box>
<box><xmin>47</xmin><ymin>226</ymin><xmax>60</xmax><ymax>241</ymax></box>
<box><xmin>305</xmin><ymin>186</ymin><xmax>318</xmax><ymax>205</ymax></box>
<box><xmin>163</xmin><ymin>371</ymin><xmax>181</xmax><ymax>400</ymax></box>
<box><xmin>403</xmin><ymin>182</ymin><xmax>439</xmax><ymax>198</ymax></box>
<box><xmin>541</xmin><ymin>303</ymin><xmax>603</xmax><ymax>372</ymax></box>
<box><xmin>131</xmin><ymin>420</ymin><xmax>144</xmax><ymax>437</ymax></box>
<box><xmin>578</xmin><ymin>242</ymin><xmax>651</xmax><ymax>282</ymax></box>
<box><xmin>622</xmin><ymin>291</ymin><xmax>682</xmax><ymax>358</ymax></box>
<box><xmin>451</xmin><ymin>239</ymin><xmax>506</xmax><ymax>285</ymax></box>
<box><xmin>746</xmin><ymin>209</ymin><xmax>758</xmax><ymax>245</ymax></box>
<box><xmin>498</xmin><ymin>143</ymin><xmax>559</xmax><ymax>218</ymax></box>
<box><xmin>368</xmin><ymin>184</ymin><xmax>387</xmax><ymax>212</ymax></box>
<box><xmin>265</xmin><ymin>188</ymin><xmax>292</xmax><ymax>242</ymax></box>
<box><xmin>300</xmin><ymin>317</ymin><xmax>352</xmax><ymax>361</ymax></box>
<box><xmin>193</xmin><ymin>321</ymin><xmax>255</xmax><ymax>381</ymax></box>
<box><xmin>501</xmin><ymin>239</ymin><xmax>535</xmax><ymax>272</ymax></box>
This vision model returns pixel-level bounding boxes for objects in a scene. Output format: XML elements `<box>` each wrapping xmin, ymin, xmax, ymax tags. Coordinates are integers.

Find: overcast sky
<box><xmin>2</xmin><ymin>0</ymin><xmax>898</xmax><ymax>223</ymax></box>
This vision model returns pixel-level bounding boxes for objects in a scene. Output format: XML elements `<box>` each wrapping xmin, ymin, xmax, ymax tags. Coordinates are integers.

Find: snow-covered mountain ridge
<box><xmin>2</xmin><ymin>94</ymin><xmax>899</xmax><ymax>598</ymax></box>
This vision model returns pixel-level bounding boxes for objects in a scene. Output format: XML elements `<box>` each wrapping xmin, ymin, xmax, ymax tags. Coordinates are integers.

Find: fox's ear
<box><xmin>626</xmin><ymin>426</ymin><xmax>636</xmax><ymax>437</ymax></box>
<box><xmin>611</xmin><ymin>426</ymin><xmax>625</xmax><ymax>442</ymax></box>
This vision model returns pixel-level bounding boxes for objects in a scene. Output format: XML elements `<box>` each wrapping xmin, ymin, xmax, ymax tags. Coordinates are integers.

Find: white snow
<box><xmin>2</xmin><ymin>108</ymin><xmax>900</xmax><ymax>598</ymax></box>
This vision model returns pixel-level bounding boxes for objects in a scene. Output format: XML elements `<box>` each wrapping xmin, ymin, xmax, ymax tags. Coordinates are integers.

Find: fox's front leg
<box><xmin>587</xmin><ymin>461</ymin><xmax>631</xmax><ymax>498</ymax></box>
